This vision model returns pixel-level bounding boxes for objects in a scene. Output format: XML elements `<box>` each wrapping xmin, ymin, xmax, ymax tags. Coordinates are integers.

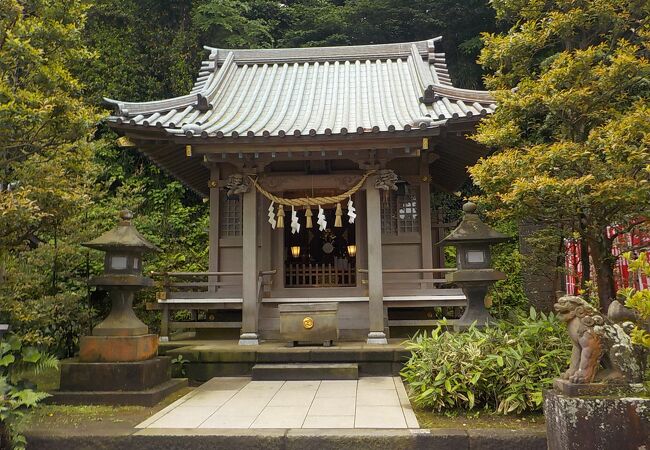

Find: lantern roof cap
<box><xmin>83</xmin><ymin>209</ymin><xmax>161</xmax><ymax>253</ymax></box>
<box><xmin>440</xmin><ymin>202</ymin><xmax>511</xmax><ymax>245</ymax></box>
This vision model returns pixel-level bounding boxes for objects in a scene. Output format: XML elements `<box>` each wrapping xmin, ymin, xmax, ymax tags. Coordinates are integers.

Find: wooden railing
<box><xmin>285</xmin><ymin>263</ymin><xmax>356</xmax><ymax>287</ymax></box>
<box><xmin>358</xmin><ymin>267</ymin><xmax>463</xmax><ymax>327</ymax></box>
<box><xmin>357</xmin><ymin>268</ymin><xmax>456</xmax><ymax>288</ymax></box>
<box><xmin>152</xmin><ymin>270</ymin><xmax>276</xmax><ymax>298</ymax></box>
<box><xmin>150</xmin><ymin>270</ymin><xmax>276</xmax><ymax>339</ymax></box>
<box><xmin>432</xmin><ymin>210</ymin><xmax>458</xmax><ymax>269</ymax></box>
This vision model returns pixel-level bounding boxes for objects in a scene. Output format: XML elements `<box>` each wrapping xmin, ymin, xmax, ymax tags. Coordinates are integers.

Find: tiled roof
<box><xmin>104</xmin><ymin>37</ymin><xmax>495</xmax><ymax>139</ymax></box>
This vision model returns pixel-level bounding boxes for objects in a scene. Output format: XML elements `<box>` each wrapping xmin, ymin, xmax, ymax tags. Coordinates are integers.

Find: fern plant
<box><xmin>0</xmin><ymin>334</ymin><xmax>58</xmax><ymax>449</ymax></box>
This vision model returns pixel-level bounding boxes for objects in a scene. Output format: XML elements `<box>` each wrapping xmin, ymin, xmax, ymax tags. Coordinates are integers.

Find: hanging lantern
<box><xmin>305</xmin><ymin>207</ymin><xmax>313</xmax><ymax>229</ymax></box>
<box><xmin>347</xmin><ymin>244</ymin><xmax>357</xmax><ymax>257</ymax></box>
<box><xmin>334</xmin><ymin>202</ymin><xmax>343</xmax><ymax>227</ymax></box>
<box><xmin>277</xmin><ymin>205</ymin><xmax>285</xmax><ymax>229</ymax></box>
<box><xmin>290</xmin><ymin>246</ymin><xmax>301</xmax><ymax>258</ymax></box>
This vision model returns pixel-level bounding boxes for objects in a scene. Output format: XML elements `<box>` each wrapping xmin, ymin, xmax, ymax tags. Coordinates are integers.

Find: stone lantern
<box><xmin>0</xmin><ymin>323</ymin><xmax>9</xmax><ymax>340</ymax></box>
<box><xmin>54</xmin><ymin>210</ymin><xmax>186</xmax><ymax>405</ymax></box>
<box><xmin>82</xmin><ymin>209</ymin><xmax>159</xmax><ymax>342</ymax></box>
<box><xmin>440</xmin><ymin>202</ymin><xmax>510</xmax><ymax>330</ymax></box>
<box><xmin>79</xmin><ymin>209</ymin><xmax>160</xmax><ymax>359</ymax></box>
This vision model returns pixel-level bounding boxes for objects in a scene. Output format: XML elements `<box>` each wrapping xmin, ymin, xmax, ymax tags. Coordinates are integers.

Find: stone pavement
<box><xmin>137</xmin><ymin>376</ymin><xmax>419</xmax><ymax>429</ymax></box>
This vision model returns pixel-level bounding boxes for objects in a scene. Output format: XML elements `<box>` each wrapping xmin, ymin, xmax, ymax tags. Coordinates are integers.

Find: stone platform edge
<box><xmin>47</xmin><ymin>378</ymin><xmax>188</xmax><ymax>407</ymax></box>
<box><xmin>26</xmin><ymin>427</ymin><xmax>547</xmax><ymax>450</ymax></box>
<box><xmin>162</xmin><ymin>345</ymin><xmax>410</xmax><ymax>379</ymax></box>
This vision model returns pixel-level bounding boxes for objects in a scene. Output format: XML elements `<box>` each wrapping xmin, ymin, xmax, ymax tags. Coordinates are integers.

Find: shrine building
<box><xmin>104</xmin><ymin>37</ymin><xmax>495</xmax><ymax>345</ymax></box>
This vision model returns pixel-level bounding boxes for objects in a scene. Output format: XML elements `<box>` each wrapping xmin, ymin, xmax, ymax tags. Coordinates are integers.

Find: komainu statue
<box><xmin>554</xmin><ymin>295</ymin><xmax>644</xmax><ymax>384</ymax></box>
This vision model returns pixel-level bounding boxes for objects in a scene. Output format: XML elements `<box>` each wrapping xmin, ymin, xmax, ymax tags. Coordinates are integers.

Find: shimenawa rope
<box><xmin>247</xmin><ymin>171</ymin><xmax>375</xmax><ymax>207</ymax></box>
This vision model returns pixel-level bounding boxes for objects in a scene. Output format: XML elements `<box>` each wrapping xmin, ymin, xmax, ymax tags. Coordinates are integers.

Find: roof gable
<box><xmin>105</xmin><ymin>37</ymin><xmax>495</xmax><ymax>139</ymax></box>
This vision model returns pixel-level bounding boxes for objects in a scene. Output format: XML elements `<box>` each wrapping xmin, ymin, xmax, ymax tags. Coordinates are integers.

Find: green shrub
<box><xmin>620</xmin><ymin>252</ymin><xmax>650</xmax><ymax>348</ymax></box>
<box><xmin>488</xmin><ymin>244</ymin><xmax>529</xmax><ymax>319</ymax></box>
<box><xmin>0</xmin><ymin>294</ymin><xmax>96</xmax><ymax>358</ymax></box>
<box><xmin>401</xmin><ymin>309</ymin><xmax>571</xmax><ymax>414</ymax></box>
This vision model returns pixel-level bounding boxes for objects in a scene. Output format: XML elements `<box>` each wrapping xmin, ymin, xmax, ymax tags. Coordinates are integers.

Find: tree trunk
<box><xmin>586</xmin><ymin>231</ymin><xmax>616</xmax><ymax>311</ymax></box>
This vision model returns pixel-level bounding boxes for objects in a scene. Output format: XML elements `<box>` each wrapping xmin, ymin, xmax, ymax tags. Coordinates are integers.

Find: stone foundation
<box><xmin>53</xmin><ymin>356</ymin><xmax>186</xmax><ymax>406</ymax></box>
<box><xmin>544</xmin><ymin>388</ymin><xmax>650</xmax><ymax>450</ymax></box>
<box><xmin>60</xmin><ymin>356</ymin><xmax>172</xmax><ymax>391</ymax></box>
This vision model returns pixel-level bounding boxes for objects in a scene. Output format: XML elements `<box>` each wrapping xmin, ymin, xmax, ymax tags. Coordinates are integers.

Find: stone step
<box><xmin>251</xmin><ymin>363</ymin><xmax>358</xmax><ymax>381</ymax></box>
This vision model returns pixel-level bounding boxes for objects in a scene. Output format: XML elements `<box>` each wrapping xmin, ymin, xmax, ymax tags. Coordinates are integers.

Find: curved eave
<box><xmin>106</xmin><ymin>114</ymin><xmax>488</xmax><ymax>146</ymax></box>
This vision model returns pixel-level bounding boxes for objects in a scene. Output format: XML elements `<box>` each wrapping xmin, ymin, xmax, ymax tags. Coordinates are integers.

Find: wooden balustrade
<box><xmin>285</xmin><ymin>263</ymin><xmax>356</xmax><ymax>287</ymax></box>
<box><xmin>151</xmin><ymin>270</ymin><xmax>275</xmax><ymax>296</ymax></box>
<box><xmin>357</xmin><ymin>267</ymin><xmax>456</xmax><ymax>288</ymax></box>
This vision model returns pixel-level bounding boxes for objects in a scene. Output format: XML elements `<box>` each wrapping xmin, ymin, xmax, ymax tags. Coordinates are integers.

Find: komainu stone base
<box><xmin>544</xmin><ymin>387</ymin><xmax>650</xmax><ymax>450</ymax></box>
<box><xmin>79</xmin><ymin>333</ymin><xmax>158</xmax><ymax>362</ymax></box>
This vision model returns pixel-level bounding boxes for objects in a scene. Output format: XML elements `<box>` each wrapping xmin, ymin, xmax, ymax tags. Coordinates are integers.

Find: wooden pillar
<box><xmin>239</xmin><ymin>186</ymin><xmax>259</xmax><ymax>345</ymax></box>
<box><xmin>160</xmin><ymin>304</ymin><xmax>169</xmax><ymax>342</ymax></box>
<box><xmin>208</xmin><ymin>165</ymin><xmax>220</xmax><ymax>293</ymax></box>
<box><xmin>366</xmin><ymin>175</ymin><xmax>387</xmax><ymax>344</ymax></box>
<box><xmin>419</xmin><ymin>158</ymin><xmax>433</xmax><ymax>285</ymax></box>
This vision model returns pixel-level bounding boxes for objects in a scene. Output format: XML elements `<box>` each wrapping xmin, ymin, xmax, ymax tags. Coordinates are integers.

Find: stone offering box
<box><xmin>279</xmin><ymin>303</ymin><xmax>338</xmax><ymax>346</ymax></box>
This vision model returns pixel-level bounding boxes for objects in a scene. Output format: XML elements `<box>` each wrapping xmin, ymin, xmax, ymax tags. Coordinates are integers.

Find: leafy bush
<box><xmin>620</xmin><ymin>252</ymin><xmax>650</xmax><ymax>348</ymax></box>
<box><xmin>488</xmin><ymin>243</ymin><xmax>529</xmax><ymax>319</ymax></box>
<box><xmin>0</xmin><ymin>334</ymin><xmax>58</xmax><ymax>449</ymax></box>
<box><xmin>0</xmin><ymin>294</ymin><xmax>96</xmax><ymax>359</ymax></box>
<box><xmin>401</xmin><ymin>309</ymin><xmax>571</xmax><ymax>414</ymax></box>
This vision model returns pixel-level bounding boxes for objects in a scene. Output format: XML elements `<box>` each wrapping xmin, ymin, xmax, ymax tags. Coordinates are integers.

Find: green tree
<box><xmin>0</xmin><ymin>0</ymin><xmax>104</xmax><ymax>358</ymax></box>
<box><xmin>470</xmin><ymin>0</ymin><xmax>650</xmax><ymax>309</ymax></box>
<box><xmin>0</xmin><ymin>0</ymin><xmax>99</xmax><ymax>251</ymax></box>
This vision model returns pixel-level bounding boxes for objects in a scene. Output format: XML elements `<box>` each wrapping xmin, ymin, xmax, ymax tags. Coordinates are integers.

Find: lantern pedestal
<box><xmin>445</xmin><ymin>270</ymin><xmax>504</xmax><ymax>331</ymax></box>
<box><xmin>89</xmin><ymin>287</ymin><xmax>150</xmax><ymax>336</ymax></box>
<box><xmin>79</xmin><ymin>334</ymin><xmax>158</xmax><ymax>362</ymax></box>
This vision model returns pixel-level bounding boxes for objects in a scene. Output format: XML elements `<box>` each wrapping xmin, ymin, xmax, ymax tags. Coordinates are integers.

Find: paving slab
<box><xmin>181</xmin><ymin>390</ymin><xmax>239</xmax><ymax>407</ymax></box>
<box><xmin>303</xmin><ymin>415</ymin><xmax>355</xmax><ymax>429</ymax></box>
<box><xmin>356</xmin><ymin>388</ymin><xmax>400</xmax><ymax>406</ymax></box>
<box><xmin>308</xmin><ymin>396</ymin><xmax>356</xmax><ymax>416</ymax></box>
<box><xmin>147</xmin><ymin>406</ymin><xmax>215</xmax><ymax>428</ymax></box>
<box><xmin>355</xmin><ymin>405</ymin><xmax>407</xmax><ymax>429</ymax></box>
<box><xmin>198</xmin><ymin>413</ymin><xmax>258</xmax><ymax>429</ymax></box>
<box><xmin>137</xmin><ymin>376</ymin><xmax>418</xmax><ymax>430</ymax></box>
<box><xmin>251</xmin><ymin>405</ymin><xmax>310</xmax><ymax>428</ymax></box>
<box><xmin>357</xmin><ymin>376</ymin><xmax>396</xmax><ymax>390</ymax></box>
<box><xmin>315</xmin><ymin>379</ymin><xmax>357</xmax><ymax>397</ymax></box>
